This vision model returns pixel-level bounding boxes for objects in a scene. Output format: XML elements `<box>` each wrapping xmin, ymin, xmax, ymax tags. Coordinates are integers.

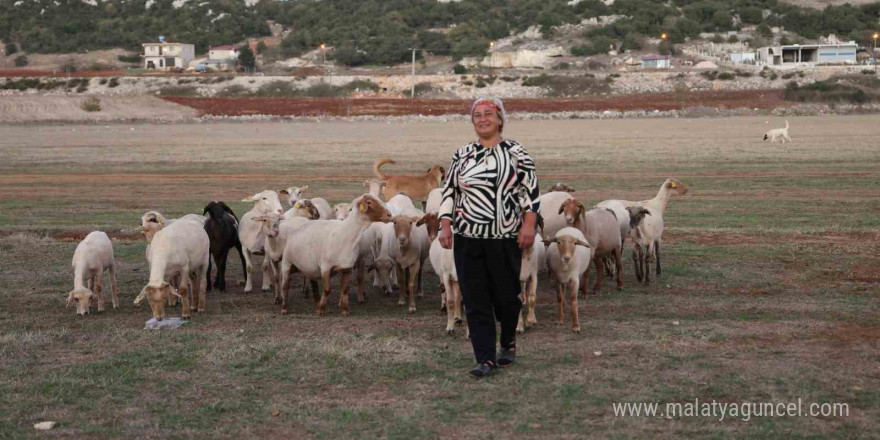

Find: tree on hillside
<box><xmin>238</xmin><ymin>45</ymin><xmax>256</xmax><ymax>71</ymax></box>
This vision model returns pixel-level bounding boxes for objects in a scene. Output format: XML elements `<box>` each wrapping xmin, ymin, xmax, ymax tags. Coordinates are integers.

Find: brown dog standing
<box><xmin>373</xmin><ymin>158</ymin><xmax>445</xmax><ymax>203</ymax></box>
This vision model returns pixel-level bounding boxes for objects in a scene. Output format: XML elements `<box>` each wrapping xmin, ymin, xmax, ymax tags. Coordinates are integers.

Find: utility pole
<box><xmin>411</xmin><ymin>48</ymin><xmax>416</xmax><ymax>99</ymax></box>
<box><xmin>874</xmin><ymin>33</ymin><xmax>878</xmax><ymax>73</ymax></box>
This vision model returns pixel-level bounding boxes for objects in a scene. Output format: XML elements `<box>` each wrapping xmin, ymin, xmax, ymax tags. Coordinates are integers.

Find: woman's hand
<box><xmin>517</xmin><ymin>212</ymin><xmax>537</xmax><ymax>249</ymax></box>
<box><xmin>439</xmin><ymin>219</ymin><xmax>453</xmax><ymax>249</ymax></box>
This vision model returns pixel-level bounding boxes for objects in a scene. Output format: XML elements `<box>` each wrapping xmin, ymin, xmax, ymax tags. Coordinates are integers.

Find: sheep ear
<box><xmin>576</xmin><ymin>239</ymin><xmax>591</xmax><ymax>248</ymax></box>
<box><xmin>577</xmin><ymin>201</ymin><xmax>585</xmax><ymax>212</ymax></box>
<box><xmin>415</xmin><ymin>215</ymin><xmax>428</xmax><ymax>226</ymax></box>
<box><xmin>358</xmin><ymin>202</ymin><xmax>367</xmax><ymax>213</ymax></box>
<box><xmin>543</xmin><ymin>237</ymin><xmax>557</xmax><ymax>245</ymax></box>
<box><xmin>557</xmin><ymin>204</ymin><xmax>566</xmax><ymax>215</ymax></box>
<box><xmin>300</xmin><ymin>185</ymin><xmax>308</xmax><ymax>192</ymax></box>
<box><xmin>242</xmin><ymin>195</ymin><xmax>255</xmax><ymax>202</ymax></box>
<box><xmin>134</xmin><ymin>225</ymin><xmax>146</xmax><ymax>233</ymax></box>
<box><xmin>669</xmin><ymin>181</ymin><xmax>677</xmax><ymax>189</ymax></box>
<box><xmin>168</xmin><ymin>287</ymin><xmax>182</xmax><ymax>299</ymax></box>
<box><xmin>279</xmin><ymin>189</ymin><xmax>289</xmax><ymax>196</ymax></box>
<box><xmin>134</xmin><ymin>287</ymin><xmax>147</xmax><ymax>305</ymax></box>
<box><xmin>66</xmin><ymin>292</ymin><xmax>74</xmax><ymax>308</ymax></box>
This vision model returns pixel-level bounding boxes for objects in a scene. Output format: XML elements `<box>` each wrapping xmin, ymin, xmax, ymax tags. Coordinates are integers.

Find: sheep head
<box><xmin>544</xmin><ymin>234</ymin><xmax>590</xmax><ymax>266</ymax></box>
<box><xmin>355</xmin><ymin>194</ymin><xmax>392</xmax><ymax>223</ymax></box>
<box><xmin>427</xmin><ymin>165</ymin><xmax>446</xmax><ymax>184</ymax></box>
<box><xmin>334</xmin><ymin>203</ymin><xmax>352</xmax><ymax>220</ymax></box>
<box><xmin>363</xmin><ymin>179</ymin><xmax>387</xmax><ymax>198</ymax></box>
<box><xmin>135</xmin><ymin>222</ymin><xmax>164</xmax><ymax>244</ymax></box>
<box><xmin>291</xmin><ymin>200</ymin><xmax>320</xmax><ymax>220</ymax></box>
<box><xmin>134</xmin><ymin>281</ymin><xmax>181</xmax><ymax>322</ymax></box>
<box><xmin>392</xmin><ymin>215</ymin><xmax>422</xmax><ymax>248</ymax></box>
<box><xmin>280</xmin><ymin>185</ymin><xmax>308</xmax><ymax>207</ymax></box>
<box><xmin>416</xmin><ymin>212</ymin><xmax>441</xmax><ymax>242</ymax></box>
<box><xmin>626</xmin><ymin>206</ymin><xmax>651</xmax><ymax>229</ymax></box>
<box><xmin>242</xmin><ymin>190</ymin><xmax>284</xmax><ymax>216</ymax></box>
<box><xmin>253</xmin><ymin>214</ymin><xmax>282</xmax><ymax>238</ymax></box>
<box><xmin>665</xmin><ymin>178</ymin><xmax>688</xmax><ymax>196</ymax></box>
<box><xmin>66</xmin><ymin>288</ymin><xmax>93</xmax><ymax>316</ymax></box>
<box><xmin>559</xmin><ymin>199</ymin><xmax>586</xmax><ymax>229</ymax></box>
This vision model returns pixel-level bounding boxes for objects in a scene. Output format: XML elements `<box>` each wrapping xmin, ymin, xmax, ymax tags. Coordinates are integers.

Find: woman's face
<box><xmin>472</xmin><ymin>103</ymin><xmax>502</xmax><ymax>138</ymax></box>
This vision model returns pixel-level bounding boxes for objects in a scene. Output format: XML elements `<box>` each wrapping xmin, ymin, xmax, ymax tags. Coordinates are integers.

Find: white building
<box><xmin>142</xmin><ymin>42</ymin><xmax>195</xmax><ymax>70</ymax></box>
<box><xmin>730</xmin><ymin>52</ymin><xmax>756</xmax><ymax>64</ymax></box>
<box><xmin>756</xmin><ymin>42</ymin><xmax>857</xmax><ymax>67</ymax></box>
<box><xmin>641</xmin><ymin>55</ymin><xmax>671</xmax><ymax>69</ymax></box>
<box><xmin>208</xmin><ymin>45</ymin><xmax>238</xmax><ymax>60</ymax></box>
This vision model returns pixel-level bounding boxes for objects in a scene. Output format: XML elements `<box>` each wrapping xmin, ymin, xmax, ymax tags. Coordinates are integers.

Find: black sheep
<box><xmin>203</xmin><ymin>201</ymin><xmax>247</xmax><ymax>292</ymax></box>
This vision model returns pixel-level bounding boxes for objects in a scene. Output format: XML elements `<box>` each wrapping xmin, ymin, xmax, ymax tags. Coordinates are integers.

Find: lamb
<box><xmin>203</xmin><ymin>201</ymin><xmax>247</xmax><ymax>292</ymax></box>
<box><xmin>560</xmin><ymin>199</ymin><xmax>623</xmax><ymax>295</ymax></box>
<box><xmin>134</xmin><ymin>218</ymin><xmax>210</xmax><ymax>321</ymax></box>
<box><xmin>278</xmin><ymin>194</ymin><xmax>392</xmax><ymax>315</ymax></box>
<box><xmin>426</xmin><ymin>213</ymin><xmax>466</xmax><ymax>335</ymax></box>
<box><xmin>544</xmin><ymin>227</ymin><xmax>592</xmax><ymax>333</ymax></box>
<box><xmin>238</xmin><ymin>190</ymin><xmax>285</xmax><ymax>293</ymax></box>
<box><xmin>391</xmin><ymin>211</ymin><xmax>431</xmax><ymax>313</ymax></box>
<box><xmin>373</xmin><ymin>158</ymin><xmax>445</xmax><ymax>205</ymax></box>
<box><xmin>599</xmin><ymin>178</ymin><xmax>688</xmax><ymax>284</ymax></box>
<box><xmin>537</xmin><ymin>191</ymin><xmax>574</xmax><ymax>239</ymax></box>
<box><xmin>626</xmin><ymin>206</ymin><xmax>655</xmax><ymax>283</ymax></box>
<box><xmin>517</xmin><ymin>214</ymin><xmax>546</xmax><ymax>333</ymax></box>
<box><xmin>67</xmin><ymin>231</ymin><xmax>118</xmax><ymax>316</ymax></box>
<box><xmin>251</xmin><ymin>213</ymin><xmax>314</xmax><ymax>305</ymax></box>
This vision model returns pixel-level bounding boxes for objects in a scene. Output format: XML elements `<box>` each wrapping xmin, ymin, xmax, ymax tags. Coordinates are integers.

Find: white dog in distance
<box><xmin>763</xmin><ymin>120</ymin><xmax>791</xmax><ymax>143</ymax></box>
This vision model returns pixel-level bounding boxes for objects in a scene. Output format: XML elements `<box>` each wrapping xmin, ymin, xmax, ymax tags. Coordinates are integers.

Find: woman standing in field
<box><xmin>437</xmin><ymin>97</ymin><xmax>540</xmax><ymax>378</ymax></box>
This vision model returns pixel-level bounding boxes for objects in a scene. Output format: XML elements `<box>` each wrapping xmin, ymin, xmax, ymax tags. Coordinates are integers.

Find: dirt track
<box><xmin>163</xmin><ymin>89</ymin><xmax>787</xmax><ymax>117</ymax></box>
<box><xmin>0</xmin><ymin>95</ymin><xmax>197</xmax><ymax>123</ymax></box>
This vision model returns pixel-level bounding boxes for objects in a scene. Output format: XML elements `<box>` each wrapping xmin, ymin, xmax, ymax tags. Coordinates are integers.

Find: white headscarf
<box><xmin>470</xmin><ymin>97</ymin><xmax>508</xmax><ymax>125</ymax></box>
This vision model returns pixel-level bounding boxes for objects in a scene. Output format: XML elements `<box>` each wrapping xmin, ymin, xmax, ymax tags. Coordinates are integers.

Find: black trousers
<box><xmin>454</xmin><ymin>234</ymin><xmax>522</xmax><ymax>364</ymax></box>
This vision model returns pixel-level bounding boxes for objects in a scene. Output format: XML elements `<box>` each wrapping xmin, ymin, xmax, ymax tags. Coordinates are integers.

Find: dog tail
<box><xmin>373</xmin><ymin>158</ymin><xmax>395</xmax><ymax>180</ymax></box>
<box><xmin>784</xmin><ymin>120</ymin><xmax>789</xmax><ymax>130</ymax></box>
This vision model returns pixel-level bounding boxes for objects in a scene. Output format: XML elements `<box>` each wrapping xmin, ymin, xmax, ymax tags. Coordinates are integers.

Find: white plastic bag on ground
<box><xmin>144</xmin><ymin>317</ymin><xmax>187</xmax><ymax>330</ymax></box>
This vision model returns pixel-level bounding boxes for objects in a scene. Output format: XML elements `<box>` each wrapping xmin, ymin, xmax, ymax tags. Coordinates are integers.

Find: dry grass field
<box><xmin>0</xmin><ymin>116</ymin><xmax>878</xmax><ymax>439</ymax></box>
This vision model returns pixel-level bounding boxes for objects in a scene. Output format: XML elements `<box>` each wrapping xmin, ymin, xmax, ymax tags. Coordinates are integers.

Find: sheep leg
<box><xmin>655</xmin><ymin>240</ymin><xmax>661</xmax><ymax>277</ymax></box>
<box><xmin>280</xmin><ymin>262</ymin><xmax>292</xmax><ymax>315</ymax></box>
<box><xmin>108</xmin><ymin>264</ymin><xmax>119</xmax><ymax>309</ymax></box>
<box><xmin>197</xmin><ymin>270</ymin><xmax>207</xmax><ymax>313</ymax></box>
<box><xmin>355</xmin><ymin>261</ymin><xmax>366</xmax><ymax>304</ymax></box>
<box><xmin>206</xmin><ymin>253</ymin><xmax>214</xmax><ymax>293</ymax></box>
<box><xmin>445</xmin><ymin>277</ymin><xmax>456</xmax><ymax>335</ymax></box>
<box><xmin>593</xmin><ymin>257</ymin><xmax>605</xmax><ymax>296</ymax></box>
<box><xmin>260</xmin><ymin>257</ymin><xmax>272</xmax><ymax>292</ymax></box>
<box><xmin>310</xmin><ymin>280</ymin><xmax>320</xmax><ymax>303</ymax></box>
<box><xmin>614</xmin><ymin>246</ymin><xmax>623</xmax><ymax>291</ymax></box>
<box><xmin>604</xmin><ymin>256</ymin><xmax>614</xmax><ymax>278</ymax></box>
<box><xmin>570</xmin><ymin>279</ymin><xmax>580</xmax><ymax>333</ymax></box>
<box><xmin>407</xmin><ymin>262</ymin><xmax>419</xmax><ymax>314</ymax></box>
<box><xmin>94</xmin><ymin>273</ymin><xmax>105</xmax><ymax>312</ymax></box>
<box><xmin>643</xmin><ymin>244</ymin><xmax>652</xmax><ymax>286</ymax></box>
<box><xmin>454</xmin><ymin>281</ymin><xmax>469</xmax><ymax>339</ymax></box>
<box><xmin>234</xmin><ymin>239</ymin><xmax>247</xmax><ymax>288</ymax></box>
<box><xmin>215</xmin><ymin>248</ymin><xmax>230</xmax><ymax>292</ymax></box>
<box><xmin>517</xmin><ymin>280</ymin><xmax>526</xmax><ymax>334</ymax></box>
<box><xmin>302</xmin><ymin>275</ymin><xmax>310</xmax><ymax>298</ymax></box>
<box><xmin>556</xmin><ymin>280</ymin><xmax>565</xmax><ymax>324</ymax></box>
<box><xmin>633</xmin><ymin>244</ymin><xmax>644</xmax><ymax>282</ymax></box>
<box><xmin>271</xmin><ymin>260</ymin><xmax>283</xmax><ymax>305</ymax></box>
<box><xmin>527</xmin><ymin>275</ymin><xmax>538</xmax><ymax>327</ymax></box>
<box><xmin>243</xmin><ymin>249</ymin><xmax>254</xmax><ymax>293</ymax></box>
<box><xmin>396</xmin><ymin>265</ymin><xmax>406</xmax><ymax>306</ymax></box>
<box><xmin>338</xmin><ymin>269</ymin><xmax>352</xmax><ymax>316</ymax></box>
<box><xmin>416</xmin><ymin>262</ymin><xmax>424</xmax><ymax>298</ymax></box>
<box><xmin>317</xmin><ymin>270</ymin><xmax>332</xmax><ymax>316</ymax></box>
<box><xmin>189</xmin><ymin>272</ymin><xmax>200</xmax><ymax>312</ymax></box>
<box><xmin>179</xmin><ymin>275</ymin><xmax>192</xmax><ymax>319</ymax></box>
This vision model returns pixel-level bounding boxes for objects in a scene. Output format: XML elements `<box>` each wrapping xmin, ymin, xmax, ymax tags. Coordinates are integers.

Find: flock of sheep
<box><xmin>66</xmin><ymin>159</ymin><xmax>688</xmax><ymax>334</ymax></box>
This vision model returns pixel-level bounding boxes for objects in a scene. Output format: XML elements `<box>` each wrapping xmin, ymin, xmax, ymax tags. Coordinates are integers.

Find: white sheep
<box><xmin>391</xmin><ymin>211</ymin><xmax>430</xmax><ymax>313</ymax></box>
<box><xmin>560</xmin><ymin>200</ymin><xmax>623</xmax><ymax>294</ymax></box>
<box><xmin>600</xmin><ymin>178</ymin><xmax>688</xmax><ymax>284</ymax></box>
<box><xmin>363</xmin><ymin>179</ymin><xmax>387</xmax><ymax>199</ymax></box>
<box><xmin>517</xmin><ymin>231</ymin><xmax>546</xmax><ymax>333</ymax></box>
<box><xmin>334</xmin><ymin>203</ymin><xmax>352</xmax><ymax>220</ymax></box>
<box><xmin>67</xmin><ymin>231</ymin><xmax>118</xmax><ymax>316</ymax></box>
<box><xmin>280</xmin><ymin>185</ymin><xmax>334</xmax><ymax>219</ymax></box>
<box><xmin>544</xmin><ymin>227</ymin><xmax>592</xmax><ymax>333</ymax></box>
<box><xmin>251</xmin><ymin>214</ymin><xmax>312</xmax><ymax>305</ymax></box>
<box><xmin>238</xmin><ymin>190</ymin><xmax>285</xmax><ymax>293</ymax></box>
<box><xmin>538</xmin><ymin>191</ymin><xmax>574</xmax><ymax>239</ymax></box>
<box><xmin>429</xmin><ymin>236</ymin><xmax>465</xmax><ymax>335</ymax></box>
<box><xmin>278</xmin><ymin>194</ymin><xmax>392</xmax><ymax>315</ymax></box>
<box><xmin>134</xmin><ymin>218</ymin><xmax>210</xmax><ymax>320</ymax></box>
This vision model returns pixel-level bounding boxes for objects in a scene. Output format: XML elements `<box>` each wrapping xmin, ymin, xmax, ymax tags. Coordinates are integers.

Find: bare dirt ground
<box><xmin>0</xmin><ymin>116</ymin><xmax>877</xmax><ymax>438</ymax></box>
<box><xmin>0</xmin><ymin>95</ymin><xmax>197</xmax><ymax>123</ymax></box>
<box><xmin>163</xmin><ymin>90</ymin><xmax>786</xmax><ymax>117</ymax></box>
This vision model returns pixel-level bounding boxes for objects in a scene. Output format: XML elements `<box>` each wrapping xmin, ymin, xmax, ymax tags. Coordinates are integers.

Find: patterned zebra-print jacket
<box><xmin>438</xmin><ymin>139</ymin><xmax>540</xmax><ymax>239</ymax></box>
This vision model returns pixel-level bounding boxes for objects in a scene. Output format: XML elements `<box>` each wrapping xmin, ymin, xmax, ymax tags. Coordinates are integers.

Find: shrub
<box><xmin>462</xmin><ymin>80</ymin><xmax>474</xmax><ymax>86</ymax></box>
<box><xmin>108</xmin><ymin>77</ymin><xmax>119</xmax><ymax>88</ymax></box>
<box><xmin>87</xmin><ymin>62</ymin><xmax>110</xmax><ymax>71</ymax></box>
<box><xmin>157</xmin><ymin>86</ymin><xmax>199</xmax><ymax>97</ymax></box>
<box><xmin>717</xmin><ymin>72</ymin><xmax>735</xmax><ymax>80</ymax></box>
<box><xmin>474</xmin><ymin>80</ymin><xmax>487</xmax><ymax>88</ymax></box>
<box><xmin>117</xmin><ymin>54</ymin><xmax>141</xmax><ymax>63</ymax></box>
<box><xmin>587</xmin><ymin>59</ymin><xmax>606</xmax><ymax>70</ymax></box>
<box><xmin>217</xmin><ymin>84</ymin><xmax>249</xmax><ymax>97</ymax></box>
<box><xmin>4</xmin><ymin>42</ymin><xmax>17</xmax><ymax>56</ymax></box>
<box><xmin>520</xmin><ymin>74</ymin><xmax>611</xmax><ymax>97</ymax></box>
<box><xmin>453</xmin><ymin>64</ymin><xmax>467</xmax><ymax>74</ymax></box>
<box><xmin>727</xmin><ymin>35</ymin><xmax>739</xmax><ymax>43</ymax></box>
<box><xmin>255</xmin><ymin>80</ymin><xmax>299</xmax><ymax>97</ymax></box>
<box><xmin>710</xmin><ymin>34</ymin><xmax>724</xmax><ymax>44</ymax></box>
<box><xmin>13</xmin><ymin>55</ymin><xmax>27</xmax><ymax>67</ymax></box>
<box><xmin>343</xmin><ymin>79</ymin><xmax>380</xmax><ymax>93</ymax></box>
<box><xmin>413</xmin><ymin>82</ymin><xmax>436</xmax><ymax>97</ymax></box>
<box><xmin>862</xmin><ymin>69</ymin><xmax>874</xmax><ymax>75</ymax></box>
<box><xmin>60</xmin><ymin>58</ymin><xmax>79</xmax><ymax>73</ymax></box>
<box><xmin>553</xmin><ymin>62</ymin><xmax>571</xmax><ymax>70</ymax></box>
<box><xmin>735</xmin><ymin>70</ymin><xmax>752</xmax><ymax>78</ymax></box>
<box><xmin>499</xmin><ymin>76</ymin><xmax>517</xmax><ymax>82</ymax></box>
<box><xmin>99</xmin><ymin>78</ymin><xmax>108</xmax><ymax>85</ymax></box>
<box><xmin>80</xmin><ymin>97</ymin><xmax>101</xmax><ymax>112</ymax></box>
<box><xmin>781</xmin><ymin>72</ymin><xmax>796</xmax><ymax>80</ymax></box>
